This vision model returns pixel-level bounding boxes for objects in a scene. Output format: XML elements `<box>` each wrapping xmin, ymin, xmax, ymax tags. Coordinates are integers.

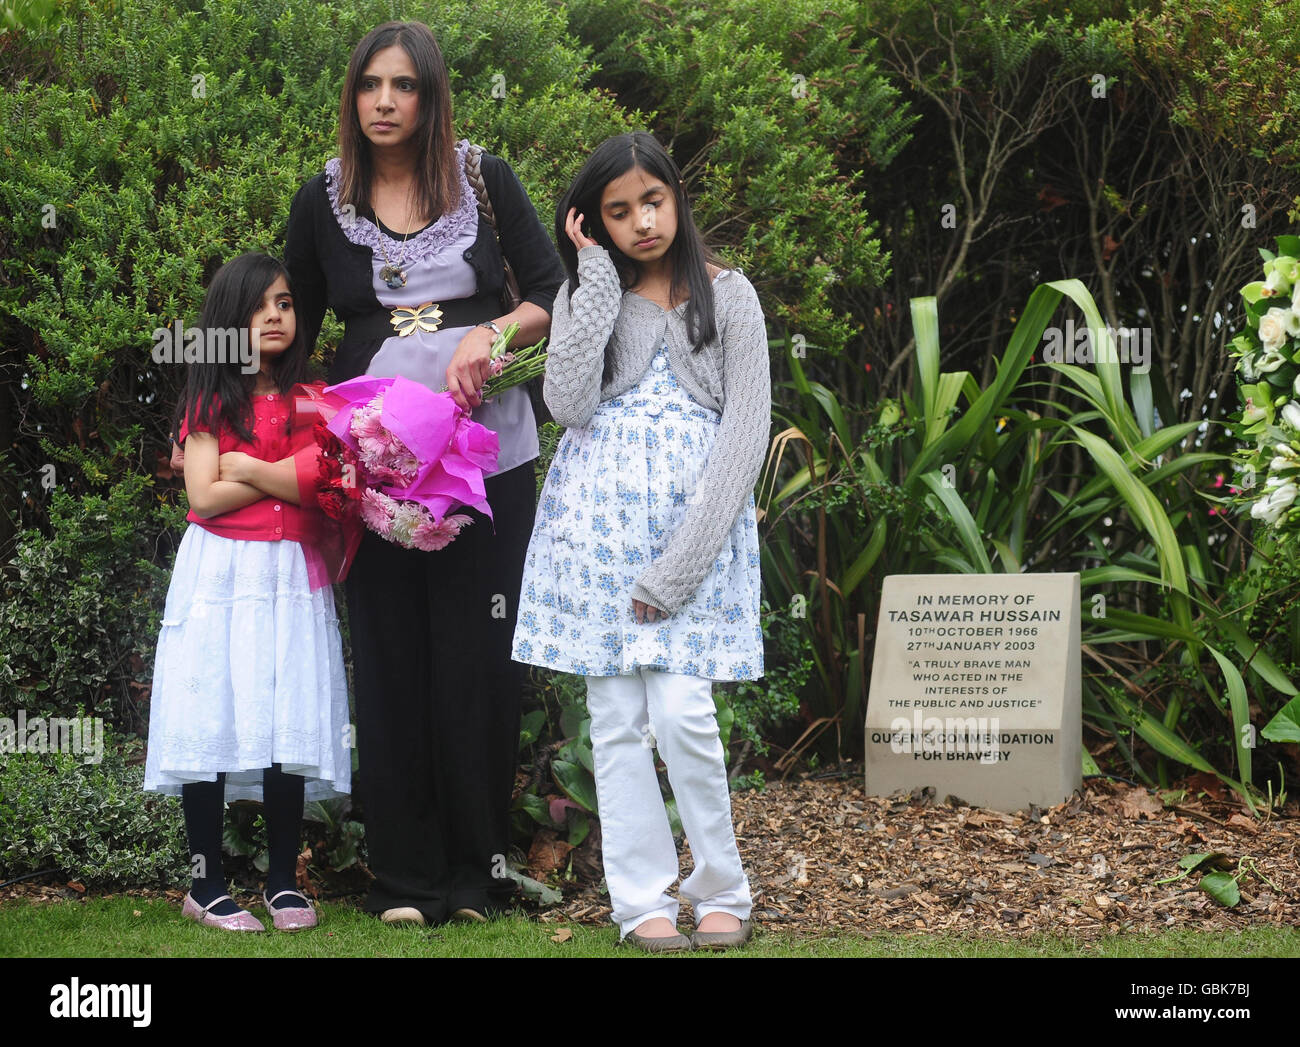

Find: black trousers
<box><xmin>345</xmin><ymin>461</ymin><xmax>535</xmax><ymax>922</ymax></box>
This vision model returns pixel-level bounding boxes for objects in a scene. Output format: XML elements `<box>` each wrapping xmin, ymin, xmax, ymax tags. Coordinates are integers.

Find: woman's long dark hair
<box><xmin>555</xmin><ymin>132</ymin><xmax>721</xmax><ymax>351</ymax></box>
<box><xmin>176</xmin><ymin>253</ymin><xmax>309</xmax><ymax>443</ymax></box>
<box><xmin>337</xmin><ymin>21</ymin><xmax>460</xmax><ymax>224</ymax></box>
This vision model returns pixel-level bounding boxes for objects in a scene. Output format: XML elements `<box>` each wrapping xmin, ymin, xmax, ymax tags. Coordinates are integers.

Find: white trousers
<box><xmin>585</xmin><ymin>668</ymin><xmax>752</xmax><ymax>937</ymax></box>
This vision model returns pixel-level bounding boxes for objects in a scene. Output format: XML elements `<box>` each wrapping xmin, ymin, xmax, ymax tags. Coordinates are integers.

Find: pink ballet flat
<box><xmin>182</xmin><ymin>892</ymin><xmax>265</xmax><ymax>932</ymax></box>
<box><xmin>263</xmin><ymin>889</ymin><xmax>318</xmax><ymax>931</ymax></box>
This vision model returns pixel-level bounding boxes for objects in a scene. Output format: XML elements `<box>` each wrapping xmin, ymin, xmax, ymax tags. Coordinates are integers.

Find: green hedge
<box><xmin>0</xmin><ymin>725</ymin><xmax>189</xmax><ymax>888</ymax></box>
<box><xmin>0</xmin><ymin>476</ymin><xmax>175</xmax><ymax>732</ymax></box>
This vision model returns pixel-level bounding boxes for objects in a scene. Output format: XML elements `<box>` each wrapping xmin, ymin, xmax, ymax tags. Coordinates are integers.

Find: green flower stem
<box><xmin>483</xmin><ymin>332</ymin><xmax>550</xmax><ymax>398</ymax></box>
<box><xmin>488</xmin><ymin>321</ymin><xmax>521</xmax><ymax>361</ymax></box>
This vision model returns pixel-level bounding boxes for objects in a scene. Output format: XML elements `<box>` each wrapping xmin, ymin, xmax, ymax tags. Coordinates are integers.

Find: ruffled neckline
<box><xmin>324</xmin><ymin>139</ymin><xmax>478</xmax><ymax>260</ymax></box>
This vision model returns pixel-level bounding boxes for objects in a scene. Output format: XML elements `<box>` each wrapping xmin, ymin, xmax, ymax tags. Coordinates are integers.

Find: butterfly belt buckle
<box><xmin>390</xmin><ymin>301</ymin><xmax>444</xmax><ymax>337</ymax></box>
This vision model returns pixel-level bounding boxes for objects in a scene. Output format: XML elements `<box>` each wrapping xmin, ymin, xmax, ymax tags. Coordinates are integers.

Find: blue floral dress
<box><xmin>512</xmin><ymin>344</ymin><xmax>763</xmax><ymax>680</ymax></box>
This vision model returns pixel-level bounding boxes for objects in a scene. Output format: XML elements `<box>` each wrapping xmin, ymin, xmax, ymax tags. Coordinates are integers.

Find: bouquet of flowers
<box><xmin>316</xmin><ymin>375</ymin><xmax>500</xmax><ymax>552</ymax></box>
<box><xmin>1230</xmin><ymin>234</ymin><xmax>1300</xmax><ymax>533</ymax></box>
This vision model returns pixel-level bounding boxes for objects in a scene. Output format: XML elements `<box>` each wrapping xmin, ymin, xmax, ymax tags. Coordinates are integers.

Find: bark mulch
<box><xmin>7</xmin><ymin>767</ymin><xmax>1297</xmax><ymax>941</ymax></box>
<box><xmin>538</xmin><ymin>767</ymin><xmax>1300</xmax><ymax>938</ymax></box>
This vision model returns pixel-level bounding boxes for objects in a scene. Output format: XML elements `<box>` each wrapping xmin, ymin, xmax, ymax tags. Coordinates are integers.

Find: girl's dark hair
<box><xmin>337</xmin><ymin>21</ymin><xmax>460</xmax><ymax>224</ymax></box>
<box><xmin>176</xmin><ymin>253</ymin><xmax>309</xmax><ymax>444</ymax></box>
<box><xmin>555</xmin><ymin>131</ymin><xmax>721</xmax><ymax>351</ymax></box>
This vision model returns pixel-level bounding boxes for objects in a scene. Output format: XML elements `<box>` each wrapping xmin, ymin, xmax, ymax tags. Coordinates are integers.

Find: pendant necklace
<box><xmin>377</xmin><ymin>190</ymin><xmax>416</xmax><ymax>290</ymax></box>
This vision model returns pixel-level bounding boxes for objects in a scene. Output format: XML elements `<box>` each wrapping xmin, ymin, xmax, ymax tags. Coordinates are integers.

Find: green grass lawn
<box><xmin>1</xmin><ymin>898</ymin><xmax>1296</xmax><ymax>957</ymax></box>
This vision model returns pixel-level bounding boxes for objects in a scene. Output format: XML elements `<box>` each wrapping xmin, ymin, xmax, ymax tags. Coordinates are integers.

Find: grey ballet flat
<box><xmin>622</xmin><ymin>927</ymin><xmax>693</xmax><ymax>953</ymax></box>
<box><xmin>690</xmin><ymin>918</ymin><xmax>753</xmax><ymax>951</ymax></box>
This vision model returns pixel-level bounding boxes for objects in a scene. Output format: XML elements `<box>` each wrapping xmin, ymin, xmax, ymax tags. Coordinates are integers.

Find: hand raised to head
<box><xmin>565</xmin><ymin>207</ymin><xmax>599</xmax><ymax>251</ymax></box>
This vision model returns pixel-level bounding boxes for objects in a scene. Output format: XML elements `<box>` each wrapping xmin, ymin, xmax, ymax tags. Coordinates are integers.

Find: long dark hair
<box><xmin>337</xmin><ymin>21</ymin><xmax>460</xmax><ymax>224</ymax></box>
<box><xmin>555</xmin><ymin>132</ymin><xmax>721</xmax><ymax>351</ymax></box>
<box><xmin>177</xmin><ymin>253</ymin><xmax>309</xmax><ymax>443</ymax></box>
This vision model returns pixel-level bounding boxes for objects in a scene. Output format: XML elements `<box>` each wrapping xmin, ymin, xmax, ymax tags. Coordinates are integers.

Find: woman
<box><xmin>284</xmin><ymin>20</ymin><xmax>564</xmax><ymax>925</ymax></box>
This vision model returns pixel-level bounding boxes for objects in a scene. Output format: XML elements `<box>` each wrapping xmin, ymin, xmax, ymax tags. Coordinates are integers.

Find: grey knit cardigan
<box><xmin>542</xmin><ymin>245</ymin><xmax>772</xmax><ymax>616</ymax></box>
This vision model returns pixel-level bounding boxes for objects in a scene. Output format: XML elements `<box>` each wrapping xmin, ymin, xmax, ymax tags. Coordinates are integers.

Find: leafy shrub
<box><xmin>0</xmin><ymin>726</ymin><xmax>189</xmax><ymax>888</ymax></box>
<box><xmin>567</xmin><ymin>0</ymin><xmax>908</xmax><ymax>350</ymax></box>
<box><xmin>0</xmin><ymin>476</ymin><xmax>178</xmax><ymax>733</ymax></box>
<box><xmin>722</xmin><ymin>601</ymin><xmax>811</xmax><ymax>763</ymax></box>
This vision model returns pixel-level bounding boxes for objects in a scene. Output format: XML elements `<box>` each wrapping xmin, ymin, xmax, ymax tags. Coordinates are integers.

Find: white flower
<box><xmin>1251</xmin><ymin>481</ymin><xmax>1299</xmax><ymax>525</ymax></box>
<box><xmin>1255</xmin><ymin>347</ymin><xmax>1287</xmax><ymax>372</ymax></box>
<box><xmin>1289</xmin><ymin>307</ymin><xmax>1300</xmax><ymax>338</ymax></box>
<box><xmin>1260</xmin><ymin>307</ymin><xmax>1291</xmax><ymax>353</ymax></box>
<box><xmin>1282</xmin><ymin>401</ymin><xmax>1300</xmax><ymax>431</ymax></box>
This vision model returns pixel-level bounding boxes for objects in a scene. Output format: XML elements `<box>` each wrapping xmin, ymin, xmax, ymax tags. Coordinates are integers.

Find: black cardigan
<box><xmin>284</xmin><ymin>150</ymin><xmax>565</xmax><ymax>385</ymax></box>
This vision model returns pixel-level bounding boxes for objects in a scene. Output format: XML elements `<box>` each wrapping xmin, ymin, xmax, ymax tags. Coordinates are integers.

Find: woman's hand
<box><xmin>446</xmin><ymin>325</ymin><xmax>497</xmax><ymax>411</ymax></box>
<box><xmin>565</xmin><ymin>208</ymin><xmax>598</xmax><ymax>251</ymax></box>
<box><xmin>170</xmin><ymin>441</ymin><xmax>185</xmax><ymax>473</ymax></box>
<box><xmin>632</xmin><ymin>599</ymin><xmax>665</xmax><ymax>624</ymax></box>
<box><xmin>218</xmin><ymin>451</ymin><xmax>257</xmax><ymax>485</ymax></box>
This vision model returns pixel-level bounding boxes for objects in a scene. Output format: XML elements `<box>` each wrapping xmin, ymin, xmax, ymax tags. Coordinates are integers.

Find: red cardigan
<box><xmin>180</xmin><ymin>388</ymin><xmax>322</xmax><ymax>543</ymax></box>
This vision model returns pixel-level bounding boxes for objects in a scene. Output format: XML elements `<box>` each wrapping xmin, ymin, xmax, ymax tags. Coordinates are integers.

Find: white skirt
<box><xmin>143</xmin><ymin>524</ymin><xmax>352</xmax><ymax>801</ymax></box>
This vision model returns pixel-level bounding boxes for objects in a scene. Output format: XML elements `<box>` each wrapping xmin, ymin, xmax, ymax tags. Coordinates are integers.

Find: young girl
<box><xmin>511</xmin><ymin>133</ymin><xmax>770</xmax><ymax>951</ymax></box>
<box><xmin>144</xmin><ymin>253</ymin><xmax>352</xmax><ymax>932</ymax></box>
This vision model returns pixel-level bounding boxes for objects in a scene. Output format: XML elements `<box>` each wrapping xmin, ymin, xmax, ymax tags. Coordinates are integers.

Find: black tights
<box><xmin>181</xmin><ymin>764</ymin><xmax>304</xmax><ymax>915</ymax></box>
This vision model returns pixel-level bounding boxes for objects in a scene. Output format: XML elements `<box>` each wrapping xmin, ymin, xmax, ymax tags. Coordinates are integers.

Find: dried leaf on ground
<box><xmin>1118</xmin><ymin>787</ymin><xmax>1165</xmax><ymax>820</ymax></box>
<box><xmin>528</xmin><ymin>829</ymin><xmax>573</xmax><ymax>879</ymax></box>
